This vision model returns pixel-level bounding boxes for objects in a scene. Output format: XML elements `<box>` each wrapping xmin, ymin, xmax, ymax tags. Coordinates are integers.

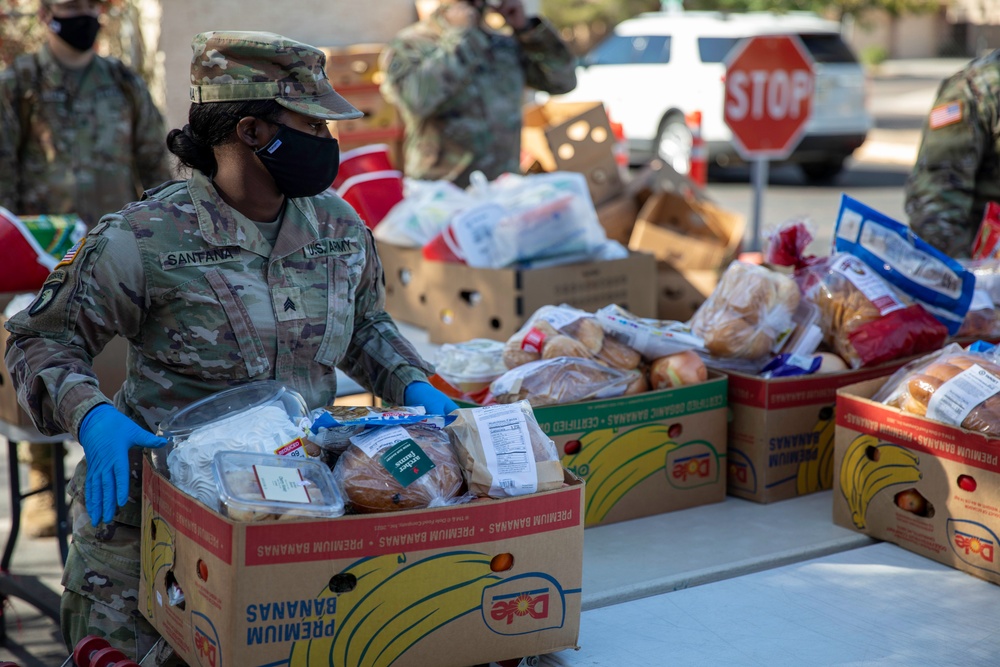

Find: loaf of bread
<box><xmin>335</xmin><ymin>424</ymin><xmax>464</xmax><ymax>513</ymax></box>
<box><xmin>890</xmin><ymin>353</ymin><xmax>1000</xmax><ymax>433</ymax></box>
<box><xmin>503</xmin><ymin>306</ymin><xmax>616</xmax><ymax>369</ymax></box>
<box><xmin>446</xmin><ymin>401</ymin><xmax>563</xmax><ymax>498</ymax></box>
<box><xmin>690</xmin><ymin>262</ymin><xmax>800</xmax><ymax>360</ymax></box>
<box><xmin>490</xmin><ymin>357</ymin><xmax>640</xmax><ymax>406</ymax></box>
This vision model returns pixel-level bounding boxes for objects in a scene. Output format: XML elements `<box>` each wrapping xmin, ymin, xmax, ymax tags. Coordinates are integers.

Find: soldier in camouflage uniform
<box><xmin>904</xmin><ymin>49</ymin><xmax>1000</xmax><ymax>258</ymax></box>
<box><xmin>0</xmin><ymin>0</ymin><xmax>171</xmax><ymax>228</ymax></box>
<box><xmin>4</xmin><ymin>30</ymin><xmax>456</xmax><ymax>664</ymax></box>
<box><xmin>0</xmin><ymin>0</ymin><xmax>172</xmax><ymax>538</ymax></box>
<box><xmin>379</xmin><ymin>0</ymin><xmax>577</xmax><ymax>187</ymax></box>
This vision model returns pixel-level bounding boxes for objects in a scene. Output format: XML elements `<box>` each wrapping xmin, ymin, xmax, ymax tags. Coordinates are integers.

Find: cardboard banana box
<box><xmin>545</xmin><ymin>373</ymin><xmax>728</xmax><ymax>527</ymax></box>
<box><xmin>834</xmin><ymin>378</ymin><xmax>1000</xmax><ymax>586</ymax></box>
<box><xmin>725</xmin><ymin>359</ymin><xmax>912</xmax><ymax>504</ymax></box>
<box><xmin>140</xmin><ymin>457</ymin><xmax>583</xmax><ymax>667</ymax></box>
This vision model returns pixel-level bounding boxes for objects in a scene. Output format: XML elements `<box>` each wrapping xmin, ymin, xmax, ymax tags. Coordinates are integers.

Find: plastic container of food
<box><xmin>213</xmin><ymin>451</ymin><xmax>345</xmax><ymax>521</ymax></box>
<box><xmin>433</xmin><ymin>339</ymin><xmax>508</xmax><ymax>394</ymax></box>
<box><xmin>154</xmin><ymin>381</ymin><xmax>311</xmax><ymax>493</ymax></box>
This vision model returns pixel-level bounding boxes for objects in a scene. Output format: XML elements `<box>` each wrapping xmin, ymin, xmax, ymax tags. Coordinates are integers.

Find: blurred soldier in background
<box><xmin>379</xmin><ymin>0</ymin><xmax>577</xmax><ymax>187</ymax></box>
<box><xmin>0</xmin><ymin>0</ymin><xmax>172</xmax><ymax>537</ymax></box>
<box><xmin>904</xmin><ymin>49</ymin><xmax>1000</xmax><ymax>258</ymax></box>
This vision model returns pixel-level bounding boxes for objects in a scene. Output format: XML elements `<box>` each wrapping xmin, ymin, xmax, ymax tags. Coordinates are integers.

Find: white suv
<box><xmin>552</xmin><ymin>10</ymin><xmax>873</xmax><ymax>182</ymax></box>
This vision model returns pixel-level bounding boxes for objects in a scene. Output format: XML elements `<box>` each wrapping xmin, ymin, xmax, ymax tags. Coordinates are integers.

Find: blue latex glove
<box><xmin>79</xmin><ymin>403</ymin><xmax>167</xmax><ymax>526</ymax></box>
<box><xmin>404</xmin><ymin>381</ymin><xmax>459</xmax><ymax>416</ymax></box>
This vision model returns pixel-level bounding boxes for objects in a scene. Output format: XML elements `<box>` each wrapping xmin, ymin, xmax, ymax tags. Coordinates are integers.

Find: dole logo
<box><xmin>672</xmin><ymin>453</ymin><xmax>711</xmax><ymax>482</ymax></box>
<box><xmin>726</xmin><ymin>450</ymin><xmax>756</xmax><ymax>493</ymax></box>
<box><xmin>947</xmin><ymin>520</ymin><xmax>1000</xmax><ymax>573</ymax></box>
<box><xmin>666</xmin><ymin>442</ymin><xmax>720</xmax><ymax>489</ymax></box>
<box><xmin>482</xmin><ymin>574</ymin><xmax>566</xmax><ymax>635</ymax></box>
<box><xmin>191</xmin><ymin>611</ymin><xmax>222</xmax><ymax>667</ymax></box>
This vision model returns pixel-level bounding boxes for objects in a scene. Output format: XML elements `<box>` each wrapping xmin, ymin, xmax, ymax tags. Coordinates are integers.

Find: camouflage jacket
<box><xmin>379</xmin><ymin>8</ymin><xmax>577</xmax><ymax>187</ymax></box>
<box><xmin>904</xmin><ymin>49</ymin><xmax>1000</xmax><ymax>258</ymax></box>
<box><xmin>0</xmin><ymin>45</ymin><xmax>172</xmax><ymax>229</ymax></box>
<box><xmin>5</xmin><ymin>170</ymin><xmax>434</xmax><ymax>526</ymax></box>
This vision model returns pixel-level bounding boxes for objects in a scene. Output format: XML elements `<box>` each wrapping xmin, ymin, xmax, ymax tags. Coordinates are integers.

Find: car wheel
<box><xmin>800</xmin><ymin>158</ymin><xmax>845</xmax><ymax>184</ymax></box>
<box><xmin>655</xmin><ymin>114</ymin><xmax>692</xmax><ymax>175</ymax></box>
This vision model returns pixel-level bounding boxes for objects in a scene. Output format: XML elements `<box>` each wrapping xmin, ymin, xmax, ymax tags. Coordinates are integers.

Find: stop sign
<box><xmin>724</xmin><ymin>35</ymin><xmax>815</xmax><ymax>159</ymax></box>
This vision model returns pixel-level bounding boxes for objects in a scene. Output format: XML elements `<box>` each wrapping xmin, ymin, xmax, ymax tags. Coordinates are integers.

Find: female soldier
<box><xmin>3</xmin><ymin>30</ymin><xmax>457</xmax><ymax>662</ymax></box>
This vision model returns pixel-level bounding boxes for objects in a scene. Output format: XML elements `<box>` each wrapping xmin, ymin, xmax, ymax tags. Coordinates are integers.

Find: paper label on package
<box><xmin>253</xmin><ymin>465</ymin><xmax>310</xmax><ymax>504</ymax></box>
<box><xmin>379</xmin><ymin>439</ymin><xmax>436</xmax><ymax>487</ymax></box>
<box><xmin>927</xmin><ymin>364</ymin><xmax>1000</xmax><ymax>426</ymax></box>
<box><xmin>274</xmin><ymin>437</ymin><xmax>307</xmax><ymax>458</ymax></box>
<box><xmin>472</xmin><ymin>404</ymin><xmax>537</xmax><ymax>497</ymax></box>
<box><xmin>350</xmin><ymin>426</ymin><xmax>410</xmax><ymax>458</ymax></box>
<box><xmin>831</xmin><ymin>255</ymin><xmax>905</xmax><ymax>315</ymax></box>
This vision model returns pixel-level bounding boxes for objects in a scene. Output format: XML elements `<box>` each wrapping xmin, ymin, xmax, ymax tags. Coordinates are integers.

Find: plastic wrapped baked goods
<box><xmin>804</xmin><ymin>254</ymin><xmax>948</xmax><ymax>368</ymax></box>
<box><xmin>159</xmin><ymin>382</ymin><xmax>312</xmax><ymax>508</ymax></box>
<box><xmin>333</xmin><ymin>423</ymin><xmax>465</xmax><ymax>513</ymax></box>
<box><xmin>503</xmin><ymin>304</ymin><xmax>646</xmax><ymax>373</ymax></box>
<box><xmin>877</xmin><ymin>344</ymin><xmax>1000</xmax><ymax>433</ymax></box>
<box><xmin>503</xmin><ymin>305</ymin><xmax>605</xmax><ymax>369</ymax></box>
<box><xmin>213</xmin><ymin>451</ymin><xmax>345</xmax><ymax>522</ymax></box>
<box><xmin>490</xmin><ymin>357</ymin><xmax>640</xmax><ymax>406</ymax></box>
<box><xmin>309</xmin><ymin>406</ymin><xmax>431</xmax><ymax>455</ymax></box>
<box><xmin>690</xmin><ymin>261</ymin><xmax>800</xmax><ymax>360</ymax></box>
<box><xmin>446</xmin><ymin>401</ymin><xmax>563</xmax><ymax>498</ymax></box>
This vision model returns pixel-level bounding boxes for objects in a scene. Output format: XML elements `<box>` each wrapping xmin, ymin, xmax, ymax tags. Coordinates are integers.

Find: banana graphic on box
<box><xmin>562</xmin><ymin>424</ymin><xmax>680</xmax><ymax>525</ymax></box>
<box><xmin>289</xmin><ymin>551</ymin><xmax>502</xmax><ymax>667</ymax></box>
<box><xmin>839</xmin><ymin>434</ymin><xmax>922</xmax><ymax>529</ymax></box>
<box><xmin>141</xmin><ymin>514</ymin><xmax>176</xmax><ymax>617</ymax></box>
<box><xmin>795</xmin><ymin>408</ymin><xmax>836</xmax><ymax>496</ymax></box>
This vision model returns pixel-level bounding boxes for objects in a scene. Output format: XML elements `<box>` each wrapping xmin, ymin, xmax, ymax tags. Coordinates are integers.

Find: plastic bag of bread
<box><xmin>956</xmin><ymin>289</ymin><xmax>1000</xmax><ymax>339</ymax></box>
<box><xmin>803</xmin><ymin>253</ymin><xmax>948</xmax><ymax>368</ymax></box>
<box><xmin>689</xmin><ymin>261</ymin><xmax>800</xmax><ymax>360</ymax></box>
<box><xmin>309</xmin><ymin>406</ymin><xmax>432</xmax><ymax>454</ymax></box>
<box><xmin>332</xmin><ymin>423</ymin><xmax>467</xmax><ymax>513</ymax></box>
<box><xmin>213</xmin><ymin>451</ymin><xmax>345</xmax><ymax>521</ymax></box>
<box><xmin>874</xmin><ymin>343</ymin><xmax>1000</xmax><ymax>433</ymax></box>
<box><xmin>490</xmin><ymin>356</ymin><xmax>643</xmax><ymax>406</ymax></box>
<box><xmin>502</xmin><ymin>304</ymin><xmax>642</xmax><ymax>371</ymax></box>
<box><xmin>446</xmin><ymin>401</ymin><xmax>563</xmax><ymax>498</ymax></box>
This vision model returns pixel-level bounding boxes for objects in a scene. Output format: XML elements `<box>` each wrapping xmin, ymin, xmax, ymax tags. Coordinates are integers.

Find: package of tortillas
<box><xmin>445</xmin><ymin>400</ymin><xmax>564</xmax><ymax>498</ymax></box>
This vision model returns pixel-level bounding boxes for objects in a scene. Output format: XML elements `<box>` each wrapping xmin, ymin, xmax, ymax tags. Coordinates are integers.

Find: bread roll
<box><xmin>563</xmin><ymin>317</ymin><xmax>604</xmax><ymax>355</ymax></box>
<box><xmin>541</xmin><ymin>334</ymin><xmax>592</xmax><ymax>360</ymax></box>
<box><xmin>595</xmin><ymin>335</ymin><xmax>642</xmax><ymax>370</ymax></box>
<box><xmin>690</xmin><ymin>262</ymin><xmax>799</xmax><ymax>359</ymax></box>
<box><xmin>336</xmin><ymin>425</ymin><xmax>464</xmax><ymax>513</ymax></box>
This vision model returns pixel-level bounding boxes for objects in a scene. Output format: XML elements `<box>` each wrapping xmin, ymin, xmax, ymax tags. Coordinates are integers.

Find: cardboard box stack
<box><xmin>628</xmin><ymin>188</ymin><xmax>745</xmax><ymax>323</ymax></box>
<box><xmin>550</xmin><ymin>374</ymin><xmax>728</xmax><ymax>526</ymax></box>
<box><xmin>378</xmin><ymin>241</ymin><xmax>657</xmax><ymax>344</ymax></box>
<box><xmin>140</xmin><ymin>458</ymin><xmax>584</xmax><ymax>667</ymax></box>
<box><xmin>834</xmin><ymin>377</ymin><xmax>1000</xmax><ymax>585</ymax></box>
<box><xmin>321</xmin><ymin>44</ymin><xmax>403</xmax><ymax>167</ymax></box>
<box><xmin>726</xmin><ymin>360</ymin><xmax>912</xmax><ymax>504</ymax></box>
<box><xmin>521</xmin><ymin>101</ymin><xmax>625</xmax><ymax>208</ymax></box>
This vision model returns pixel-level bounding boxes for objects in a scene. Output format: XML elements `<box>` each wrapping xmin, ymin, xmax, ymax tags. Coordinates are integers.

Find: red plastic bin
<box><xmin>333</xmin><ymin>143</ymin><xmax>395</xmax><ymax>190</ymax></box>
<box><xmin>336</xmin><ymin>170</ymin><xmax>404</xmax><ymax>230</ymax></box>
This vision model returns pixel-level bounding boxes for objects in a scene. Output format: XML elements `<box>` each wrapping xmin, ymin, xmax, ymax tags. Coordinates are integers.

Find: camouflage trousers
<box><xmin>60</xmin><ymin>497</ymin><xmax>188</xmax><ymax>666</ymax></box>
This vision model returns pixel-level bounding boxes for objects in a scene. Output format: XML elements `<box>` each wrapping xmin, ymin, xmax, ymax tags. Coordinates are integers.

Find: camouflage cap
<box><xmin>189</xmin><ymin>31</ymin><xmax>363</xmax><ymax>121</ymax></box>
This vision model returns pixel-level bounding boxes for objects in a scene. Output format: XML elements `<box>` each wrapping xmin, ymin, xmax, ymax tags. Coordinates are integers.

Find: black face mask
<box><xmin>49</xmin><ymin>14</ymin><xmax>101</xmax><ymax>52</ymax></box>
<box><xmin>254</xmin><ymin>124</ymin><xmax>340</xmax><ymax>199</ymax></box>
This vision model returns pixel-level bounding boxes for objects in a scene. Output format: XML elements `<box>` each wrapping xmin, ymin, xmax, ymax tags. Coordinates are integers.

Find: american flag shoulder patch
<box><xmin>55</xmin><ymin>237</ymin><xmax>86</xmax><ymax>267</ymax></box>
<box><xmin>929</xmin><ymin>101</ymin><xmax>963</xmax><ymax>129</ymax></box>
